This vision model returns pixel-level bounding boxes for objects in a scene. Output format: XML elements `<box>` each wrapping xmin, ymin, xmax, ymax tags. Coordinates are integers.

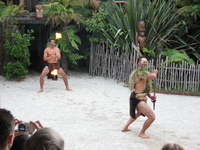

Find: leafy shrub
<box><xmin>49</xmin><ymin>25</ymin><xmax>84</xmax><ymax>69</ymax></box>
<box><xmin>4</xmin><ymin>30</ymin><xmax>34</xmax><ymax>79</ymax></box>
<box><xmin>3</xmin><ymin>61</ymin><xmax>28</xmax><ymax>80</ymax></box>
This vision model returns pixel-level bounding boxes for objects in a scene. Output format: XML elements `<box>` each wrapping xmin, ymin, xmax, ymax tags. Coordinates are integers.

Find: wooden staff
<box><xmin>153</xmin><ymin>79</ymin><xmax>156</xmax><ymax>110</ymax></box>
<box><xmin>153</xmin><ymin>48</ymin><xmax>158</xmax><ymax>110</ymax></box>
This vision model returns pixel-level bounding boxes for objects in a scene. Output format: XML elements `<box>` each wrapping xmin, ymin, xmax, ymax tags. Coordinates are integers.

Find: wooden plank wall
<box><xmin>89</xmin><ymin>43</ymin><xmax>200</xmax><ymax>92</ymax></box>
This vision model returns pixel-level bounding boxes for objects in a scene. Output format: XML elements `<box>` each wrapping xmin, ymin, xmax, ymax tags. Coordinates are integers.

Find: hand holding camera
<box><xmin>15</xmin><ymin>120</ymin><xmax>44</xmax><ymax>135</ymax></box>
<box><xmin>18</xmin><ymin>122</ymin><xmax>36</xmax><ymax>134</ymax></box>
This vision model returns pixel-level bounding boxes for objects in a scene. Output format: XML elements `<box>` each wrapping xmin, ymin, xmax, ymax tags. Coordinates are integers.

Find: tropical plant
<box><xmin>0</xmin><ymin>2</ymin><xmax>33</xmax><ymax>79</ymax></box>
<box><xmin>85</xmin><ymin>8</ymin><xmax>108</xmax><ymax>43</ymax></box>
<box><xmin>0</xmin><ymin>2</ymin><xmax>27</xmax><ymax>17</ymax></box>
<box><xmin>43</xmin><ymin>0</ymin><xmax>100</xmax><ymax>28</ymax></box>
<box><xmin>43</xmin><ymin>0</ymin><xmax>95</xmax><ymax>69</ymax></box>
<box><xmin>101</xmin><ymin>0</ymin><xmax>183</xmax><ymax>58</ymax></box>
<box><xmin>4</xmin><ymin>30</ymin><xmax>34</xmax><ymax>79</ymax></box>
<box><xmin>0</xmin><ymin>1</ymin><xmax>27</xmax><ymax>24</ymax></box>
<box><xmin>175</xmin><ymin>0</ymin><xmax>200</xmax><ymax>21</ymax></box>
<box><xmin>3</xmin><ymin>61</ymin><xmax>28</xmax><ymax>80</ymax></box>
<box><xmin>49</xmin><ymin>25</ymin><xmax>84</xmax><ymax>69</ymax></box>
<box><xmin>172</xmin><ymin>0</ymin><xmax>200</xmax><ymax>61</ymax></box>
<box><xmin>161</xmin><ymin>48</ymin><xmax>195</xmax><ymax>65</ymax></box>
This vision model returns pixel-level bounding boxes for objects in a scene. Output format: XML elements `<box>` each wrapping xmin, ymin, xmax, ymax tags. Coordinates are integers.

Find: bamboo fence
<box><xmin>89</xmin><ymin>43</ymin><xmax>200</xmax><ymax>92</ymax></box>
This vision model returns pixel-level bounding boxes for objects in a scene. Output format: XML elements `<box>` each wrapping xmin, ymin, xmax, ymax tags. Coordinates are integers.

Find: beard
<box><xmin>140</xmin><ymin>63</ymin><xmax>147</xmax><ymax>68</ymax></box>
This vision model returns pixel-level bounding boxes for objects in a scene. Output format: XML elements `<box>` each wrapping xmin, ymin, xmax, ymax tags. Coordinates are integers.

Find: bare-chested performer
<box><xmin>37</xmin><ymin>39</ymin><xmax>72</xmax><ymax>93</ymax></box>
<box><xmin>121</xmin><ymin>57</ymin><xmax>158</xmax><ymax>138</ymax></box>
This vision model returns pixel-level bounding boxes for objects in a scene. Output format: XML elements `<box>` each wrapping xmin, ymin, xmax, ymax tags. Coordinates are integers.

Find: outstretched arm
<box><xmin>146</xmin><ymin>69</ymin><xmax>158</xmax><ymax>79</ymax></box>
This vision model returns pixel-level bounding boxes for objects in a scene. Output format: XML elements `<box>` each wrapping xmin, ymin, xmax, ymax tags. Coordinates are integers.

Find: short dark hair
<box><xmin>49</xmin><ymin>39</ymin><xmax>55</xmax><ymax>42</ymax></box>
<box><xmin>137</xmin><ymin>56</ymin><xmax>146</xmax><ymax>65</ymax></box>
<box><xmin>0</xmin><ymin>109</ymin><xmax>15</xmax><ymax>147</ymax></box>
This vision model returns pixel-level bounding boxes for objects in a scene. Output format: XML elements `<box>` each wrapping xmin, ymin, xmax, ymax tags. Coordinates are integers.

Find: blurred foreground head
<box><xmin>25</xmin><ymin>128</ymin><xmax>64</xmax><ymax>150</ymax></box>
<box><xmin>0</xmin><ymin>108</ymin><xmax>15</xmax><ymax>150</ymax></box>
<box><xmin>161</xmin><ymin>143</ymin><xmax>188</xmax><ymax>150</ymax></box>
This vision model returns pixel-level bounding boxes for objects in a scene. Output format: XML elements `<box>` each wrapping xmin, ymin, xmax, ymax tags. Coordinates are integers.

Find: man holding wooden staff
<box><xmin>121</xmin><ymin>57</ymin><xmax>158</xmax><ymax>138</ymax></box>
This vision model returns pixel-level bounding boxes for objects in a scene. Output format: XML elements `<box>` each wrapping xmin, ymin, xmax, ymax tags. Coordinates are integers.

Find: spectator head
<box><xmin>10</xmin><ymin>133</ymin><xmax>29</xmax><ymax>150</ymax></box>
<box><xmin>161</xmin><ymin>143</ymin><xmax>188</xmax><ymax>150</ymax></box>
<box><xmin>0</xmin><ymin>108</ymin><xmax>15</xmax><ymax>150</ymax></box>
<box><xmin>24</xmin><ymin>127</ymin><xmax>64</xmax><ymax>150</ymax></box>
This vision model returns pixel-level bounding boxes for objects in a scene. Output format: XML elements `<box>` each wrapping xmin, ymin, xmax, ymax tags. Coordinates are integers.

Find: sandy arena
<box><xmin>0</xmin><ymin>70</ymin><xmax>199</xmax><ymax>150</ymax></box>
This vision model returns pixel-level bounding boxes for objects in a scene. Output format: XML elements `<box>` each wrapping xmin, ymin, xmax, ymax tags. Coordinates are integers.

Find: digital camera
<box><xmin>18</xmin><ymin>122</ymin><xmax>35</xmax><ymax>133</ymax></box>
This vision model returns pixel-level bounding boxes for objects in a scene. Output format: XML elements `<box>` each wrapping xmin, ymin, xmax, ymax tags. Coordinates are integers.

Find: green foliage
<box><xmin>142</xmin><ymin>48</ymin><xmax>155</xmax><ymax>58</ymax></box>
<box><xmin>86</xmin><ymin>8</ymin><xmax>108</xmax><ymax>32</ymax></box>
<box><xmin>0</xmin><ymin>2</ymin><xmax>6</xmax><ymax>16</ymax></box>
<box><xmin>172</xmin><ymin>0</ymin><xmax>200</xmax><ymax>61</ymax></box>
<box><xmin>1</xmin><ymin>2</ymin><xmax>27</xmax><ymax>17</ymax></box>
<box><xmin>88</xmin><ymin>0</ymin><xmax>199</xmax><ymax>61</ymax></box>
<box><xmin>0</xmin><ymin>1</ymin><xmax>32</xmax><ymax>80</ymax></box>
<box><xmin>4</xmin><ymin>30</ymin><xmax>34</xmax><ymax>67</ymax></box>
<box><xmin>161</xmin><ymin>48</ymin><xmax>195</xmax><ymax>65</ymax></box>
<box><xmin>49</xmin><ymin>25</ymin><xmax>84</xmax><ymax>68</ymax></box>
<box><xmin>4</xmin><ymin>30</ymin><xmax>34</xmax><ymax>79</ymax></box>
<box><xmin>3</xmin><ymin>61</ymin><xmax>28</xmax><ymax>80</ymax></box>
<box><xmin>43</xmin><ymin>0</ymin><xmax>91</xmax><ymax>27</ymax></box>
<box><xmin>175</xmin><ymin>0</ymin><xmax>200</xmax><ymax>18</ymax></box>
<box><xmin>43</xmin><ymin>0</ymin><xmax>93</xmax><ymax>69</ymax></box>
<box><xmin>100</xmin><ymin>0</ymin><xmax>182</xmax><ymax>56</ymax></box>
<box><xmin>85</xmin><ymin>8</ymin><xmax>108</xmax><ymax>43</ymax></box>
<box><xmin>0</xmin><ymin>18</ymin><xmax>3</xmax><ymax>24</ymax></box>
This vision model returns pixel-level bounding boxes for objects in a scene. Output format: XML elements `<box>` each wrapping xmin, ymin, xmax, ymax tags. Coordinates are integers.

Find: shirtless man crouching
<box><xmin>37</xmin><ymin>39</ymin><xmax>72</xmax><ymax>93</ymax></box>
<box><xmin>121</xmin><ymin>57</ymin><xmax>158</xmax><ymax>138</ymax></box>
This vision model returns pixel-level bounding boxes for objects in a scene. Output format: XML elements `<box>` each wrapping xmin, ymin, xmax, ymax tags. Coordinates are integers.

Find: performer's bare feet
<box><xmin>66</xmin><ymin>88</ymin><xmax>73</xmax><ymax>91</ymax></box>
<box><xmin>139</xmin><ymin>133</ymin><xmax>150</xmax><ymax>138</ymax></box>
<box><xmin>37</xmin><ymin>89</ymin><xmax>43</xmax><ymax>93</ymax></box>
<box><xmin>121</xmin><ymin>128</ymin><xmax>131</xmax><ymax>132</ymax></box>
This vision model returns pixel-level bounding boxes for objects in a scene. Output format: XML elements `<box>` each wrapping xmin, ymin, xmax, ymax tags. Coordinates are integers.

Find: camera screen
<box><xmin>18</xmin><ymin>124</ymin><xmax>26</xmax><ymax>131</ymax></box>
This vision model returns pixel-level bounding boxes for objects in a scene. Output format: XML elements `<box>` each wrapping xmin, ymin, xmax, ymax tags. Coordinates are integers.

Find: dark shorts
<box><xmin>129</xmin><ymin>92</ymin><xmax>145</xmax><ymax>119</ymax></box>
<box><xmin>47</xmin><ymin>63</ymin><xmax>60</xmax><ymax>72</ymax></box>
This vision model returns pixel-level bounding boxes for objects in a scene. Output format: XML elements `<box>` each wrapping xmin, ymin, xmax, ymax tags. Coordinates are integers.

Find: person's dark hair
<box><xmin>11</xmin><ymin>133</ymin><xmax>29</xmax><ymax>150</ymax></box>
<box><xmin>49</xmin><ymin>39</ymin><xmax>55</xmax><ymax>43</ymax></box>
<box><xmin>24</xmin><ymin>128</ymin><xmax>64</xmax><ymax>150</ymax></box>
<box><xmin>161</xmin><ymin>143</ymin><xmax>188</xmax><ymax>150</ymax></box>
<box><xmin>0</xmin><ymin>108</ymin><xmax>15</xmax><ymax>147</ymax></box>
<box><xmin>137</xmin><ymin>56</ymin><xmax>146</xmax><ymax>65</ymax></box>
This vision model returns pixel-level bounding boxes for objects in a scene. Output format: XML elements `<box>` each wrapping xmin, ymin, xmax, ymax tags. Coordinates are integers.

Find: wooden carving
<box><xmin>36</xmin><ymin>5</ymin><xmax>43</xmax><ymax>18</ymax></box>
<box><xmin>136</xmin><ymin>19</ymin><xmax>146</xmax><ymax>51</ymax></box>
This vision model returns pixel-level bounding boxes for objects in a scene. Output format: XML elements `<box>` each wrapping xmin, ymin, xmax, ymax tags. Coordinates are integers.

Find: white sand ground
<box><xmin>0</xmin><ymin>70</ymin><xmax>199</xmax><ymax>150</ymax></box>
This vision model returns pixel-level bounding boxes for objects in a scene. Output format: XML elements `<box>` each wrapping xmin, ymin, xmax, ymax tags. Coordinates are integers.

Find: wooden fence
<box><xmin>89</xmin><ymin>43</ymin><xmax>200</xmax><ymax>92</ymax></box>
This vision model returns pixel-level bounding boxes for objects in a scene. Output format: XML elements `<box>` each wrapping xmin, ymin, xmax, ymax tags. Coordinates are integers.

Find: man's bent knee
<box><xmin>148</xmin><ymin>114</ymin><xmax>155</xmax><ymax>121</ymax></box>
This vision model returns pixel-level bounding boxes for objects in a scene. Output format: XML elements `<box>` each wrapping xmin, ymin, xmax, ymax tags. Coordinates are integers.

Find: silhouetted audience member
<box><xmin>0</xmin><ymin>108</ymin><xmax>15</xmax><ymax>150</ymax></box>
<box><xmin>161</xmin><ymin>143</ymin><xmax>188</xmax><ymax>150</ymax></box>
<box><xmin>10</xmin><ymin>134</ymin><xmax>29</xmax><ymax>150</ymax></box>
<box><xmin>24</xmin><ymin>127</ymin><xmax>64</xmax><ymax>150</ymax></box>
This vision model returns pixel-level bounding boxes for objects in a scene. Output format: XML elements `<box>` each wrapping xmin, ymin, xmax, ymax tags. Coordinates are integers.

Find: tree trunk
<box><xmin>61</xmin><ymin>52</ymin><xmax>69</xmax><ymax>73</ymax></box>
<box><xmin>60</xmin><ymin>24</ymin><xmax>69</xmax><ymax>73</ymax></box>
